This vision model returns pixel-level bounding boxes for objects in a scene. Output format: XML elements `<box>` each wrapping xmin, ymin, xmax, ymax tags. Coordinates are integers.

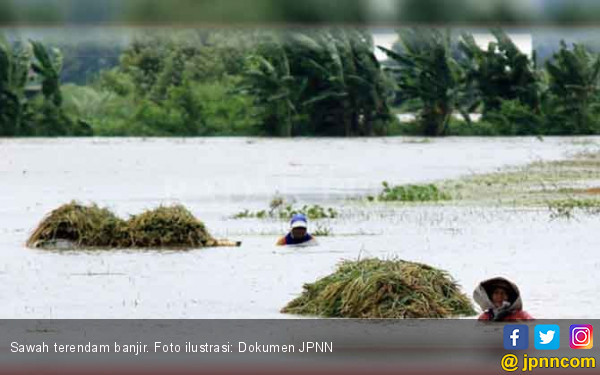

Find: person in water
<box><xmin>473</xmin><ymin>277</ymin><xmax>534</xmax><ymax>321</ymax></box>
<box><xmin>276</xmin><ymin>214</ymin><xmax>317</xmax><ymax>246</ymax></box>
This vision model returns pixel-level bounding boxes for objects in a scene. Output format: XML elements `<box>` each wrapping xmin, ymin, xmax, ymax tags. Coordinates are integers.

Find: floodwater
<box><xmin>1</xmin><ymin>137</ymin><xmax>599</xmax><ymax>319</ymax></box>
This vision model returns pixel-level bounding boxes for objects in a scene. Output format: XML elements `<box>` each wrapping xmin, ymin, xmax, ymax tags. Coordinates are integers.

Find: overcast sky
<box><xmin>372</xmin><ymin>30</ymin><xmax>533</xmax><ymax>61</ymax></box>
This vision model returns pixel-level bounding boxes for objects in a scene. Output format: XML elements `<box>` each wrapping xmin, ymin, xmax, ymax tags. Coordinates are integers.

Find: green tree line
<box><xmin>2</xmin><ymin>28</ymin><xmax>600</xmax><ymax>137</ymax></box>
<box><xmin>383</xmin><ymin>28</ymin><xmax>600</xmax><ymax>136</ymax></box>
<box><xmin>1</xmin><ymin>36</ymin><xmax>91</xmax><ymax>136</ymax></box>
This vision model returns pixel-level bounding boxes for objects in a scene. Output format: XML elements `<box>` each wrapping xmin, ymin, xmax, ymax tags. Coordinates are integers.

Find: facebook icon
<box><xmin>504</xmin><ymin>325</ymin><xmax>529</xmax><ymax>350</ymax></box>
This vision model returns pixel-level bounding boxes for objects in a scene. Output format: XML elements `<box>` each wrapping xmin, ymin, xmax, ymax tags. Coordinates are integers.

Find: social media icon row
<box><xmin>503</xmin><ymin>324</ymin><xmax>593</xmax><ymax>350</ymax></box>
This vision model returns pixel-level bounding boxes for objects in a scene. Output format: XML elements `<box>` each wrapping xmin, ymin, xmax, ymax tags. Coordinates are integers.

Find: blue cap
<box><xmin>290</xmin><ymin>214</ymin><xmax>308</xmax><ymax>228</ymax></box>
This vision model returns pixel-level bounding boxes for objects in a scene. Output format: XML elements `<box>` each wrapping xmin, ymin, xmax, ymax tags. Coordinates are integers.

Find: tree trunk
<box><xmin>365</xmin><ymin>110</ymin><xmax>373</xmax><ymax>136</ymax></box>
<box><xmin>423</xmin><ymin>101</ymin><xmax>451</xmax><ymax>137</ymax></box>
<box><xmin>342</xmin><ymin>100</ymin><xmax>352</xmax><ymax>137</ymax></box>
<box><xmin>284</xmin><ymin>103</ymin><xmax>292</xmax><ymax>137</ymax></box>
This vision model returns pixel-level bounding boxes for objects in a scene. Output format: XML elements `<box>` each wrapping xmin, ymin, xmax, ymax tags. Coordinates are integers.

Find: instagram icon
<box><xmin>570</xmin><ymin>325</ymin><xmax>594</xmax><ymax>349</ymax></box>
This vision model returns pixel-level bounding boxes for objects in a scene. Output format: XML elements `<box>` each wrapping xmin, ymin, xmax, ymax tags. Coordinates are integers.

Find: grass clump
<box><xmin>232</xmin><ymin>209</ymin><xmax>269</xmax><ymax>220</ymax></box>
<box><xmin>26</xmin><ymin>202</ymin><xmax>127</xmax><ymax>248</ymax></box>
<box><xmin>312</xmin><ymin>223</ymin><xmax>333</xmax><ymax>237</ymax></box>
<box><xmin>281</xmin><ymin>204</ymin><xmax>338</xmax><ymax>220</ymax></box>
<box><xmin>281</xmin><ymin>258</ymin><xmax>475</xmax><ymax>319</ymax></box>
<box><xmin>233</xmin><ymin>197</ymin><xmax>338</xmax><ymax>220</ymax></box>
<box><xmin>402</xmin><ymin>138</ymin><xmax>433</xmax><ymax>144</ymax></box>
<box><xmin>548</xmin><ymin>198</ymin><xmax>600</xmax><ymax>219</ymax></box>
<box><xmin>27</xmin><ymin>202</ymin><xmax>239</xmax><ymax>250</ymax></box>
<box><xmin>373</xmin><ymin>182</ymin><xmax>451</xmax><ymax>202</ymax></box>
<box><xmin>126</xmin><ymin>205</ymin><xmax>216</xmax><ymax>248</ymax></box>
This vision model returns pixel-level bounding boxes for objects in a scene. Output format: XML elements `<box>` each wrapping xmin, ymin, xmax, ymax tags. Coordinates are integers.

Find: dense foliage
<box><xmin>3</xmin><ymin>28</ymin><xmax>600</xmax><ymax>137</ymax></box>
<box><xmin>0</xmin><ymin>37</ymin><xmax>91</xmax><ymax>136</ymax></box>
<box><xmin>240</xmin><ymin>29</ymin><xmax>394</xmax><ymax>136</ymax></box>
<box><xmin>379</xmin><ymin>29</ymin><xmax>463</xmax><ymax>136</ymax></box>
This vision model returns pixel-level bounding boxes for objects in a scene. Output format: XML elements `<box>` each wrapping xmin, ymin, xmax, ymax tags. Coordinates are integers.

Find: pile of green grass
<box><xmin>281</xmin><ymin>258</ymin><xmax>475</xmax><ymax>319</ymax></box>
<box><xmin>374</xmin><ymin>182</ymin><xmax>451</xmax><ymax>202</ymax></box>
<box><xmin>26</xmin><ymin>202</ymin><xmax>127</xmax><ymax>248</ymax></box>
<box><xmin>27</xmin><ymin>202</ymin><xmax>233</xmax><ymax>249</ymax></box>
<box><xmin>127</xmin><ymin>205</ymin><xmax>214</xmax><ymax>248</ymax></box>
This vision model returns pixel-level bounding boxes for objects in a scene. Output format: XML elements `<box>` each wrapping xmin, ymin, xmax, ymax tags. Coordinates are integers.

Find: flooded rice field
<box><xmin>1</xmin><ymin>137</ymin><xmax>599</xmax><ymax>318</ymax></box>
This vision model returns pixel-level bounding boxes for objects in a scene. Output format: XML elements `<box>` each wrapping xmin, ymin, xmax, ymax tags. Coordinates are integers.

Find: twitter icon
<box><xmin>535</xmin><ymin>325</ymin><xmax>560</xmax><ymax>350</ymax></box>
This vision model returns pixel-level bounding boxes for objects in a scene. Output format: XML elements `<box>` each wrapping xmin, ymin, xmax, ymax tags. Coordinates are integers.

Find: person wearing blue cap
<box><xmin>276</xmin><ymin>214</ymin><xmax>317</xmax><ymax>246</ymax></box>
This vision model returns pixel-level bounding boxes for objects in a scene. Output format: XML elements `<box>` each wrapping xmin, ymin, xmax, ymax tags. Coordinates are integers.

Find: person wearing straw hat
<box><xmin>276</xmin><ymin>214</ymin><xmax>318</xmax><ymax>246</ymax></box>
<box><xmin>473</xmin><ymin>277</ymin><xmax>534</xmax><ymax>321</ymax></box>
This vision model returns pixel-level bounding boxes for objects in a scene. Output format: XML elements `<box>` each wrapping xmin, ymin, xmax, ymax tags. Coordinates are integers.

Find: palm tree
<box><xmin>241</xmin><ymin>34</ymin><xmax>299</xmax><ymax>137</ymax></box>
<box><xmin>290</xmin><ymin>30</ymin><xmax>353</xmax><ymax>136</ymax></box>
<box><xmin>379</xmin><ymin>28</ymin><xmax>462</xmax><ymax>136</ymax></box>
<box><xmin>345</xmin><ymin>29</ymin><xmax>393</xmax><ymax>135</ymax></box>
<box><xmin>0</xmin><ymin>37</ymin><xmax>32</xmax><ymax>135</ymax></box>
<box><xmin>242</xmin><ymin>29</ymin><xmax>393</xmax><ymax>137</ymax></box>
<box><xmin>293</xmin><ymin>28</ymin><xmax>391</xmax><ymax>136</ymax></box>
<box><xmin>31</xmin><ymin>40</ymin><xmax>64</xmax><ymax>107</ymax></box>
<box><xmin>458</xmin><ymin>29</ymin><xmax>541</xmax><ymax>115</ymax></box>
<box><xmin>30</xmin><ymin>40</ymin><xmax>74</xmax><ymax>136</ymax></box>
<box><xmin>545</xmin><ymin>41</ymin><xmax>600</xmax><ymax>134</ymax></box>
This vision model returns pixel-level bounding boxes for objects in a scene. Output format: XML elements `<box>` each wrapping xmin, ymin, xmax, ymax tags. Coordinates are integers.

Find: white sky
<box><xmin>373</xmin><ymin>32</ymin><xmax>533</xmax><ymax>61</ymax></box>
<box><xmin>472</xmin><ymin>33</ymin><xmax>533</xmax><ymax>59</ymax></box>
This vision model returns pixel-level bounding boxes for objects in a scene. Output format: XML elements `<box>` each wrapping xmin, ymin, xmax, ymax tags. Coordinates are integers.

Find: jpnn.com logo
<box><xmin>504</xmin><ymin>325</ymin><xmax>529</xmax><ymax>350</ymax></box>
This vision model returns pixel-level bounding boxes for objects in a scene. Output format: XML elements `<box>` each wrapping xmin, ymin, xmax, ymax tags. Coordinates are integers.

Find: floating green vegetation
<box><xmin>569</xmin><ymin>139</ymin><xmax>598</xmax><ymax>146</ymax></box>
<box><xmin>371</xmin><ymin>182</ymin><xmax>452</xmax><ymax>202</ymax></box>
<box><xmin>312</xmin><ymin>223</ymin><xmax>333</xmax><ymax>237</ymax></box>
<box><xmin>434</xmin><ymin>151</ymin><xmax>600</xmax><ymax>211</ymax></box>
<box><xmin>547</xmin><ymin>198</ymin><xmax>600</xmax><ymax>219</ymax></box>
<box><xmin>283</xmin><ymin>204</ymin><xmax>338</xmax><ymax>220</ymax></box>
<box><xmin>402</xmin><ymin>138</ymin><xmax>433</xmax><ymax>144</ymax></box>
<box><xmin>233</xmin><ymin>209</ymin><xmax>268</xmax><ymax>219</ymax></box>
<box><xmin>27</xmin><ymin>202</ymin><xmax>240</xmax><ymax>250</ymax></box>
<box><xmin>233</xmin><ymin>197</ymin><xmax>338</xmax><ymax>220</ymax></box>
<box><xmin>281</xmin><ymin>258</ymin><xmax>476</xmax><ymax>319</ymax></box>
<box><xmin>360</xmin><ymin>151</ymin><xmax>600</xmax><ymax>219</ymax></box>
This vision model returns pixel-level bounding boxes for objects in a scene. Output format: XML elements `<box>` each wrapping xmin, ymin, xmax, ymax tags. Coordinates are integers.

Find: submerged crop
<box><xmin>548</xmin><ymin>198</ymin><xmax>600</xmax><ymax>219</ymax></box>
<box><xmin>233</xmin><ymin>197</ymin><xmax>338</xmax><ymax>220</ymax></box>
<box><xmin>372</xmin><ymin>182</ymin><xmax>452</xmax><ymax>202</ymax></box>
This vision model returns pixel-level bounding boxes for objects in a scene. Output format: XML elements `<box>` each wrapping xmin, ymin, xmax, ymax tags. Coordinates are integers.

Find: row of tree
<box><xmin>239</xmin><ymin>29</ymin><xmax>393</xmax><ymax>136</ymax></box>
<box><xmin>0</xmin><ymin>37</ymin><xmax>91</xmax><ymax>136</ymax></box>
<box><xmin>2</xmin><ymin>28</ymin><xmax>600</xmax><ymax>137</ymax></box>
<box><xmin>381</xmin><ymin>28</ymin><xmax>600</xmax><ymax>136</ymax></box>
<box><xmin>64</xmin><ymin>29</ymin><xmax>394</xmax><ymax>137</ymax></box>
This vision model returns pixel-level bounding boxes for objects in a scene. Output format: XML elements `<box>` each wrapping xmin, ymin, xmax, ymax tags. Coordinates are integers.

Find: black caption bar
<box><xmin>0</xmin><ymin>320</ymin><xmax>598</xmax><ymax>374</ymax></box>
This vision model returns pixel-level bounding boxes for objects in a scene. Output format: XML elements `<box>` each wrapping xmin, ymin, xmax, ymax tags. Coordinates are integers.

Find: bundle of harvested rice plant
<box><xmin>282</xmin><ymin>258</ymin><xmax>475</xmax><ymax>319</ymax></box>
<box><xmin>27</xmin><ymin>202</ymin><xmax>240</xmax><ymax>250</ymax></box>
<box><xmin>126</xmin><ymin>205</ymin><xmax>216</xmax><ymax>248</ymax></box>
<box><xmin>26</xmin><ymin>202</ymin><xmax>127</xmax><ymax>249</ymax></box>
